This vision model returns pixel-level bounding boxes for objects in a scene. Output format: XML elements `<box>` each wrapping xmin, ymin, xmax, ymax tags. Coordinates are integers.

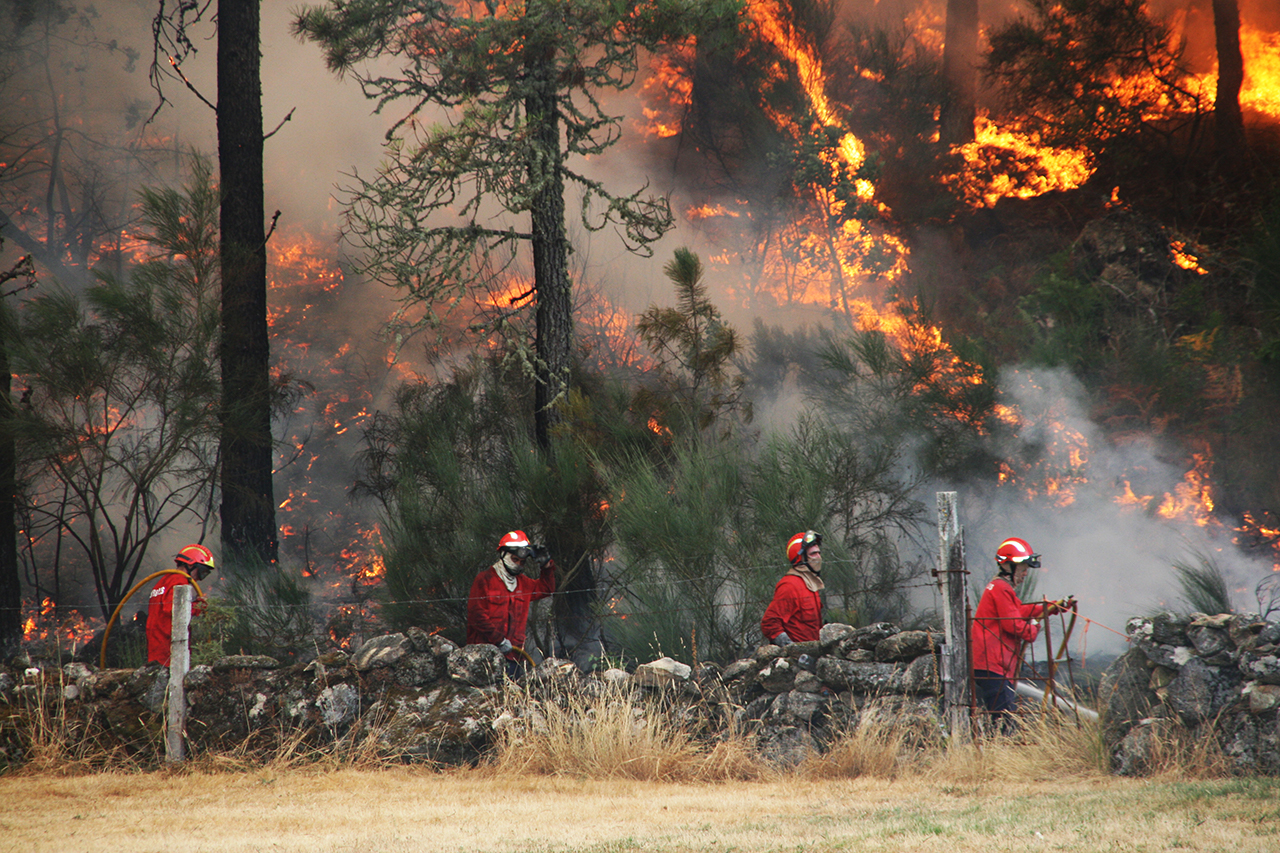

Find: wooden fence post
<box><xmin>936</xmin><ymin>492</ymin><xmax>972</xmax><ymax>743</ymax></box>
<box><xmin>166</xmin><ymin>583</ymin><xmax>192</xmax><ymax>763</ymax></box>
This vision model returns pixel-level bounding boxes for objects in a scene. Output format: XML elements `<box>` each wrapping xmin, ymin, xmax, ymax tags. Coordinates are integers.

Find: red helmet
<box><xmin>995</xmin><ymin>537</ymin><xmax>1040</xmax><ymax>568</ymax></box>
<box><xmin>496</xmin><ymin>530</ymin><xmax>530</xmax><ymax>552</ymax></box>
<box><xmin>175</xmin><ymin>543</ymin><xmax>215</xmax><ymax>570</ymax></box>
<box><xmin>787</xmin><ymin>530</ymin><xmax>822</xmax><ymax>565</ymax></box>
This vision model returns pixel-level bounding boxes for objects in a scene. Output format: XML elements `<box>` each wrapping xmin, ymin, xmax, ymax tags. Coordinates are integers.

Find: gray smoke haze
<box><xmin>948</xmin><ymin>366</ymin><xmax>1272</xmax><ymax>653</ymax></box>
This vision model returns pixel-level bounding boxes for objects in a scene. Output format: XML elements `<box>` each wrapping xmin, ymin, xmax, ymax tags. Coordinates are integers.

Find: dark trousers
<box><xmin>974</xmin><ymin>669</ymin><xmax>1018</xmax><ymax>731</ymax></box>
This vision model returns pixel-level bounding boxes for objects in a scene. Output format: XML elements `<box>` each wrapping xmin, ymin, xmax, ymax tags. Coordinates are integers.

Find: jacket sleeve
<box><xmin>529</xmin><ymin>561</ymin><xmax>555</xmax><ymax>600</ymax></box>
<box><xmin>466</xmin><ymin>571</ymin><xmax>506</xmax><ymax>645</ymax></box>
<box><xmin>996</xmin><ymin>585</ymin><xmax>1040</xmax><ymax>643</ymax></box>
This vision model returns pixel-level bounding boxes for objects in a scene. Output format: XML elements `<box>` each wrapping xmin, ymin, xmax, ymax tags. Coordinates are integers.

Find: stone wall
<box><xmin>0</xmin><ymin>622</ymin><xmax>946</xmax><ymax>769</ymax></box>
<box><xmin>14</xmin><ymin>612</ymin><xmax>1276</xmax><ymax>775</ymax></box>
<box><xmin>1100</xmin><ymin>612</ymin><xmax>1280</xmax><ymax>775</ymax></box>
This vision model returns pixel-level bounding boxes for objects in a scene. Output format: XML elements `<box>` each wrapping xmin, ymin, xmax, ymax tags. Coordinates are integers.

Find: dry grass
<box><xmin>3</xmin><ymin>673</ymin><xmax>149</xmax><ymax>775</ymax></box>
<box><xmin>5</xmin><ymin>689</ymin><xmax>1278</xmax><ymax>851</ymax></box>
<box><xmin>486</xmin><ymin>681</ymin><xmax>773</xmax><ymax>782</ymax></box>
<box><xmin>800</xmin><ymin>712</ymin><xmax>932</xmax><ymax>779</ymax></box>
<box><xmin>4</xmin><ymin>767</ymin><xmax>1280</xmax><ymax>853</ymax></box>
<box><xmin>928</xmin><ymin>710</ymin><xmax>1113</xmax><ymax>786</ymax></box>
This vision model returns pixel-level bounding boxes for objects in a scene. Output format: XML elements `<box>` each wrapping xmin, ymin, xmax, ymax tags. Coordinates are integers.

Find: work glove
<box><xmin>192</xmin><ymin>595</ymin><xmax>208</xmax><ymax>617</ymax></box>
<box><xmin>497</xmin><ymin>638</ymin><xmax>513</xmax><ymax>654</ymax></box>
<box><xmin>773</xmin><ymin>632</ymin><xmax>793</xmax><ymax>647</ymax></box>
<box><xmin>531</xmin><ymin>544</ymin><xmax>551</xmax><ymax>569</ymax></box>
<box><xmin>1044</xmin><ymin>597</ymin><xmax>1075</xmax><ymax>616</ymax></box>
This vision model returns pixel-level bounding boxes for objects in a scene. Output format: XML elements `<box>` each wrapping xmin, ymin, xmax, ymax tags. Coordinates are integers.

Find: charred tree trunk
<box><xmin>526</xmin><ymin>42</ymin><xmax>572</xmax><ymax>454</ymax></box>
<box><xmin>941</xmin><ymin>0</ymin><xmax>979</xmax><ymax>146</ymax></box>
<box><xmin>218</xmin><ymin>0</ymin><xmax>278</xmax><ymax>566</ymax></box>
<box><xmin>1212</xmin><ymin>0</ymin><xmax>1247</xmax><ymax>162</ymax></box>
<box><xmin>0</xmin><ymin>333</ymin><xmax>18</xmax><ymax>654</ymax></box>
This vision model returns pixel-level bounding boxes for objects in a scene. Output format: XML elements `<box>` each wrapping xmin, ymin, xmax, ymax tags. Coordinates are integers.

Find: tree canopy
<box><xmin>294</xmin><ymin>0</ymin><xmax>741</xmax><ymax>445</ymax></box>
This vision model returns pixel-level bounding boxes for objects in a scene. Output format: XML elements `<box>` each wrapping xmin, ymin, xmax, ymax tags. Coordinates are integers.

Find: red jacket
<box><xmin>761</xmin><ymin>573</ymin><xmax>822</xmax><ymax>644</ymax></box>
<box><xmin>147</xmin><ymin>571</ymin><xmax>202</xmax><ymax>666</ymax></box>
<box><xmin>466</xmin><ymin>563</ymin><xmax>555</xmax><ymax>659</ymax></box>
<box><xmin>971</xmin><ymin>575</ymin><xmax>1043</xmax><ymax>680</ymax></box>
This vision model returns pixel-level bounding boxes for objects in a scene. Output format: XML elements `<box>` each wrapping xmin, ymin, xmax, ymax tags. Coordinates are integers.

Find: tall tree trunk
<box><xmin>0</xmin><ymin>333</ymin><xmax>19</xmax><ymax>654</ymax></box>
<box><xmin>1212</xmin><ymin>0</ymin><xmax>1247</xmax><ymax>162</ymax></box>
<box><xmin>941</xmin><ymin>0</ymin><xmax>979</xmax><ymax>146</ymax></box>
<box><xmin>526</xmin><ymin>44</ymin><xmax>572</xmax><ymax>454</ymax></box>
<box><xmin>218</xmin><ymin>0</ymin><xmax>278</xmax><ymax>566</ymax></box>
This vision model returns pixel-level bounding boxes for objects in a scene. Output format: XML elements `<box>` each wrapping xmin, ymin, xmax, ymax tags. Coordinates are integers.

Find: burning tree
<box><xmin>0</xmin><ymin>244</ymin><xmax>37</xmax><ymax>653</ymax></box>
<box><xmin>5</xmin><ymin>160</ymin><xmax>221</xmax><ymax>619</ymax></box>
<box><xmin>984</xmin><ymin>0</ymin><xmax>1201</xmax><ymax>157</ymax></box>
<box><xmin>293</xmin><ymin>0</ymin><xmax>740</xmax><ymax>451</ymax></box>
<box><xmin>0</xmin><ymin>0</ymin><xmax>170</xmax><ymax>287</ymax></box>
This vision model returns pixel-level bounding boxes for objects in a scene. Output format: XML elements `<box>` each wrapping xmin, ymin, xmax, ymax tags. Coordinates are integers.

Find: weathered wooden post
<box><xmin>935</xmin><ymin>492</ymin><xmax>972</xmax><ymax>743</ymax></box>
<box><xmin>166</xmin><ymin>584</ymin><xmax>192</xmax><ymax>763</ymax></box>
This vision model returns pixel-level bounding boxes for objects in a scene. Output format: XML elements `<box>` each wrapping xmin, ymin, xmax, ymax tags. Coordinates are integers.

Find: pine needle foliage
<box><xmin>634</xmin><ymin>247</ymin><xmax>751</xmax><ymax>437</ymax></box>
<box><xmin>7</xmin><ymin>157</ymin><xmax>221</xmax><ymax>617</ymax></box>
<box><xmin>292</xmin><ymin>0</ymin><xmax>740</xmax><ymax>334</ymax></box>
<box><xmin>1171</xmin><ymin>553</ymin><xmax>1234</xmax><ymax>616</ymax></box>
<box><xmin>602</xmin><ymin>439</ymin><xmax>751</xmax><ymax>662</ymax></box>
<box><xmin>984</xmin><ymin>0</ymin><xmax>1199</xmax><ymax>156</ymax></box>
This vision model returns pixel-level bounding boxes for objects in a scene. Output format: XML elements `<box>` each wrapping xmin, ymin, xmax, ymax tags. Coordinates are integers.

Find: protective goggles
<box><xmin>801</xmin><ymin>530</ymin><xmax>822</xmax><ymax>550</ymax></box>
<box><xmin>1013</xmin><ymin>555</ymin><xmax>1041</xmax><ymax>569</ymax></box>
<box><xmin>506</xmin><ymin>546</ymin><xmax>534</xmax><ymax>561</ymax></box>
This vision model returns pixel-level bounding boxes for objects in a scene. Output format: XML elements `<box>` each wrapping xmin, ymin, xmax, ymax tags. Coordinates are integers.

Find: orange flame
<box><xmin>21</xmin><ymin>597</ymin><xmax>100</xmax><ymax>648</ymax></box>
<box><xmin>946</xmin><ymin>114</ymin><xmax>1095</xmax><ymax>209</ymax></box>
<box><xmin>1170</xmin><ymin>241</ymin><xmax>1208</xmax><ymax>275</ymax></box>
<box><xmin>1189</xmin><ymin>24</ymin><xmax>1280</xmax><ymax>120</ymax></box>
<box><xmin>640</xmin><ymin>43</ymin><xmax>695</xmax><ymax>138</ymax></box>
<box><xmin>1155</xmin><ymin>453</ymin><xmax>1217</xmax><ymax>528</ymax></box>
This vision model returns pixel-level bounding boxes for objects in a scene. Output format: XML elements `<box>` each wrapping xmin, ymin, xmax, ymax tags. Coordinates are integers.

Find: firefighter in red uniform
<box><xmin>761</xmin><ymin>530</ymin><xmax>824</xmax><ymax>645</ymax></box>
<box><xmin>147</xmin><ymin>543</ymin><xmax>216</xmax><ymax>666</ymax></box>
<box><xmin>466</xmin><ymin>530</ymin><xmax>556</xmax><ymax>676</ymax></box>
<box><xmin>971</xmin><ymin>536</ymin><xmax>1071</xmax><ymax>728</ymax></box>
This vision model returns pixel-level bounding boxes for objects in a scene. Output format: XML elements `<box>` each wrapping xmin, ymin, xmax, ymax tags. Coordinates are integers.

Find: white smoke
<box><xmin>946</xmin><ymin>365</ymin><xmax>1270</xmax><ymax>653</ymax></box>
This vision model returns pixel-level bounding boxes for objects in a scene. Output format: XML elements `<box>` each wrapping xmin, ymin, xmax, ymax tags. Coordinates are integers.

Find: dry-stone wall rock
<box><xmin>23</xmin><ymin>611</ymin><xmax>1280</xmax><ymax>776</ymax></box>
<box><xmin>1102</xmin><ymin>612</ymin><xmax>1280</xmax><ymax>776</ymax></box>
<box><xmin>0</xmin><ymin>626</ymin><xmax>954</xmax><ymax>770</ymax></box>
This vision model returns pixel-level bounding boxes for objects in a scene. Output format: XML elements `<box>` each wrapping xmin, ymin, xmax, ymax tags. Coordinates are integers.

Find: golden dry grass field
<box><xmin>3</xmin><ymin>768</ymin><xmax>1279</xmax><ymax>853</ymax></box>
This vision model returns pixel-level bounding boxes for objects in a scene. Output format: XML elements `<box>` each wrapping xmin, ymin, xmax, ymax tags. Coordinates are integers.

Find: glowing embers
<box><xmin>992</xmin><ymin>398</ymin><xmax>1091</xmax><ymax>508</ymax></box>
<box><xmin>1236</xmin><ymin>511</ymin><xmax>1280</xmax><ymax>572</ymax></box>
<box><xmin>1170</xmin><ymin>240</ymin><xmax>1208</xmax><ymax>275</ymax></box>
<box><xmin>946</xmin><ymin>114</ymin><xmax>1095</xmax><ymax>209</ymax></box>
<box><xmin>268</xmin><ymin>228</ymin><xmax>345</xmax><ymax>290</ymax></box>
<box><xmin>21</xmin><ymin>596</ymin><xmax>100</xmax><ymax>651</ymax></box>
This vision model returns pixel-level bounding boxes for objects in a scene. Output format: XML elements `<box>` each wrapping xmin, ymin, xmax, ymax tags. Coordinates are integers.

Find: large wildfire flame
<box><xmin>1189</xmin><ymin>22</ymin><xmax>1280</xmax><ymax>121</ymax></box>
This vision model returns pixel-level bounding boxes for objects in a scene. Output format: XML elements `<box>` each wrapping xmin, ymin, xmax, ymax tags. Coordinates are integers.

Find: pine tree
<box><xmin>294</xmin><ymin>0</ymin><xmax>740</xmax><ymax>450</ymax></box>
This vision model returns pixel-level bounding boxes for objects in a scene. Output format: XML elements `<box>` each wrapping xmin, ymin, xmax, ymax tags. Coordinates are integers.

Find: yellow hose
<box><xmin>99</xmin><ymin>570</ymin><xmax>204</xmax><ymax>669</ymax></box>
